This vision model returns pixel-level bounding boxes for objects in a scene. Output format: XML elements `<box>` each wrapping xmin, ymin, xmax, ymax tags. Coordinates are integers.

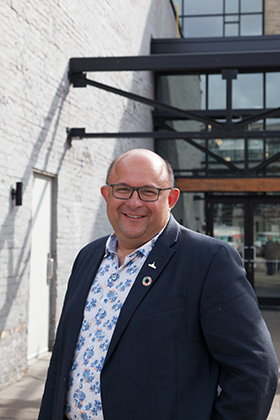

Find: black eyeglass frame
<box><xmin>107</xmin><ymin>183</ymin><xmax>173</xmax><ymax>202</ymax></box>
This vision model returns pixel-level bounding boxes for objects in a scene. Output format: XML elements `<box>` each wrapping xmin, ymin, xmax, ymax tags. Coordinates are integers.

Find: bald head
<box><xmin>106</xmin><ymin>149</ymin><xmax>175</xmax><ymax>187</ymax></box>
<box><xmin>101</xmin><ymin>148</ymin><xmax>180</xmax><ymax>255</ymax></box>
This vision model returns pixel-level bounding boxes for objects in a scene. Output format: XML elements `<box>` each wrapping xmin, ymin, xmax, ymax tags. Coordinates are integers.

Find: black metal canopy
<box><xmin>67</xmin><ymin>35</ymin><xmax>280</xmax><ymax>177</ymax></box>
<box><xmin>69</xmin><ymin>35</ymin><xmax>280</xmax><ymax>75</ymax></box>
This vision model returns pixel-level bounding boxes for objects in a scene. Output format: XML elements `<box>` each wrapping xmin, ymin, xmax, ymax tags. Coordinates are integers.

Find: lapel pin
<box><xmin>142</xmin><ymin>276</ymin><xmax>152</xmax><ymax>287</ymax></box>
<box><xmin>148</xmin><ymin>261</ymin><xmax>156</xmax><ymax>269</ymax></box>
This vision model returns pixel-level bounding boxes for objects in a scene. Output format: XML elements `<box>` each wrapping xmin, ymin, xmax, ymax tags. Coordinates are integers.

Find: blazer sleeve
<box><xmin>200</xmin><ymin>243</ymin><xmax>278</xmax><ymax>420</ymax></box>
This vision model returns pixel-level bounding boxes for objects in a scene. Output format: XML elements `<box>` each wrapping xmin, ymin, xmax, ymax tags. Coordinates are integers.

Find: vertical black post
<box><xmin>222</xmin><ymin>69</ymin><xmax>238</xmax><ymax>132</ymax></box>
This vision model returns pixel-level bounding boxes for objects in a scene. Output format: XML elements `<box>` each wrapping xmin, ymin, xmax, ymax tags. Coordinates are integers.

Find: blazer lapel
<box><xmin>104</xmin><ymin>215</ymin><xmax>180</xmax><ymax>365</ymax></box>
<box><xmin>65</xmin><ymin>239</ymin><xmax>108</xmax><ymax>342</ymax></box>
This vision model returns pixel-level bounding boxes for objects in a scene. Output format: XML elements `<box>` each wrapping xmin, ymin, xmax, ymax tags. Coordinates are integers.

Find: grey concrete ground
<box><xmin>0</xmin><ymin>352</ymin><xmax>51</xmax><ymax>420</ymax></box>
<box><xmin>0</xmin><ymin>310</ymin><xmax>279</xmax><ymax>420</ymax></box>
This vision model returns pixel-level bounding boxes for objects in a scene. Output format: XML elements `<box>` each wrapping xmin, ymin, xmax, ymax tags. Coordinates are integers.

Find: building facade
<box><xmin>0</xmin><ymin>0</ymin><xmax>176</xmax><ymax>389</ymax></box>
<box><xmin>75</xmin><ymin>0</ymin><xmax>280</xmax><ymax>308</ymax></box>
<box><xmin>155</xmin><ymin>0</ymin><xmax>280</xmax><ymax>308</ymax></box>
<box><xmin>1</xmin><ymin>0</ymin><xmax>280</xmax><ymax>391</ymax></box>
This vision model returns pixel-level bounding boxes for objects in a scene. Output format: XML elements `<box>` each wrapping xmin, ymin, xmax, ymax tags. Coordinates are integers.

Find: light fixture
<box><xmin>11</xmin><ymin>182</ymin><xmax>23</xmax><ymax>206</ymax></box>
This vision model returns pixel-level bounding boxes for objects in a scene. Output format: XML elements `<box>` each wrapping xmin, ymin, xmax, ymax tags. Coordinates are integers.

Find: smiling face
<box><xmin>101</xmin><ymin>150</ymin><xmax>180</xmax><ymax>256</ymax></box>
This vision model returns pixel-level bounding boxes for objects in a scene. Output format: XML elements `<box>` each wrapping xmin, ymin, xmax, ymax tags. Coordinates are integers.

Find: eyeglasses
<box><xmin>107</xmin><ymin>183</ymin><xmax>172</xmax><ymax>202</ymax></box>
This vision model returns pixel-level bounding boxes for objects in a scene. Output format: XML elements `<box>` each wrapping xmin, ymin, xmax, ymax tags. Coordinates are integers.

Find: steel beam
<box><xmin>69</xmin><ymin>50</ymin><xmax>280</xmax><ymax>75</ymax></box>
<box><xmin>66</xmin><ymin>128</ymin><xmax>280</xmax><ymax>140</ymax></box>
<box><xmin>70</xmin><ymin>74</ymin><xmax>224</xmax><ymax>130</ymax></box>
<box><xmin>153</xmin><ymin>108</ymin><xmax>280</xmax><ymax>120</ymax></box>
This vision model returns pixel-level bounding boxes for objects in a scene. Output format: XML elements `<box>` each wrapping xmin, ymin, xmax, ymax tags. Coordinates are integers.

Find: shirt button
<box><xmin>100</xmin><ymin>309</ymin><xmax>105</xmax><ymax>314</ymax></box>
<box><xmin>111</xmin><ymin>275</ymin><xmax>117</xmax><ymax>280</ymax></box>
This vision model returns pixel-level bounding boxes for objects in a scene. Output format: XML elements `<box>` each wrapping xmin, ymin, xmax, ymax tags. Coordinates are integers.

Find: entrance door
<box><xmin>27</xmin><ymin>174</ymin><xmax>53</xmax><ymax>360</ymax></box>
<box><xmin>206</xmin><ymin>196</ymin><xmax>280</xmax><ymax>306</ymax></box>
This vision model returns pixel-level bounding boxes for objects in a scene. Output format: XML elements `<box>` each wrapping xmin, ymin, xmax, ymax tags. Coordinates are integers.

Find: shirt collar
<box><xmin>104</xmin><ymin>226</ymin><xmax>165</xmax><ymax>260</ymax></box>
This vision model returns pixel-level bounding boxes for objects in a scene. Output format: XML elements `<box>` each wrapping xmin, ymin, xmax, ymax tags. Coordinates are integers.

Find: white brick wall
<box><xmin>0</xmin><ymin>0</ymin><xmax>176</xmax><ymax>388</ymax></box>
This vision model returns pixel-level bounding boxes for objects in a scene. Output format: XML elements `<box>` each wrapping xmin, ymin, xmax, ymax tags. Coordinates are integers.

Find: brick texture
<box><xmin>265</xmin><ymin>0</ymin><xmax>280</xmax><ymax>35</ymax></box>
<box><xmin>0</xmin><ymin>0</ymin><xmax>176</xmax><ymax>389</ymax></box>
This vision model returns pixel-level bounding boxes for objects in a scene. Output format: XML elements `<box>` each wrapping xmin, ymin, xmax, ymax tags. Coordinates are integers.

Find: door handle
<box><xmin>242</xmin><ymin>246</ymin><xmax>249</xmax><ymax>262</ymax></box>
<box><xmin>251</xmin><ymin>246</ymin><xmax>256</xmax><ymax>263</ymax></box>
<box><xmin>47</xmin><ymin>254</ymin><xmax>54</xmax><ymax>283</ymax></box>
<box><xmin>241</xmin><ymin>246</ymin><xmax>256</xmax><ymax>263</ymax></box>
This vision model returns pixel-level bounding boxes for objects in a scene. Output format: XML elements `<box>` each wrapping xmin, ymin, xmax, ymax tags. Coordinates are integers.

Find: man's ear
<box><xmin>101</xmin><ymin>185</ymin><xmax>109</xmax><ymax>203</ymax></box>
<box><xmin>168</xmin><ymin>188</ymin><xmax>180</xmax><ymax>210</ymax></box>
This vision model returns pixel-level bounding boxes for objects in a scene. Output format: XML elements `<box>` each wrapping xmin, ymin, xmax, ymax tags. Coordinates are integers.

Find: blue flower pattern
<box><xmin>66</xmin><ymin>231</ymin><xmax>160</xmax><ymax>419</ymax></box>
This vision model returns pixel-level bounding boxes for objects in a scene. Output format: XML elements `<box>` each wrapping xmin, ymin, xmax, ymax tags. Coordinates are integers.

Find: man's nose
<box><xmin>127</xmin><ymin>190</ymin><xmax>142</xmax><ymax>206</ymax></box>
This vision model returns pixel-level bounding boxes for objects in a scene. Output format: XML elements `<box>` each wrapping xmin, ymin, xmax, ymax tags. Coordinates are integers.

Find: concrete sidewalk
<box><xmin>0</xmin><ymin>352</ymin><xmax>51</xmax><ymax>420</ymax></box>
<box><xmin>0</xmin><ymin>310</ymin><xmax>279</xmax><ymax>420</ymax></box>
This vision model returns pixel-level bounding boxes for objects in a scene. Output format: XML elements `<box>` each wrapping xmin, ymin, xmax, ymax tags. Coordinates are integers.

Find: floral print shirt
<box><xmin>65</xmin><ymin>231</ymin><xmax>160</xmax><ymax>419</ymax></box>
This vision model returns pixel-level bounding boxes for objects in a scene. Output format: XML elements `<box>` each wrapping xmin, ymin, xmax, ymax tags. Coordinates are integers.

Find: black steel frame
<box><xmin>206</xmin><ymin>194</ymin><xmax>280</xmax><ymax>306</ymax></box>
<box><xmin>67</xmin><ymin>35</ymin><xmax>280</xmax><ymax>178</ymax></box>
<box><xmin>178</xmin><ymin>0</ymin><xmax>264</xmax><ymax>38</ymax></box>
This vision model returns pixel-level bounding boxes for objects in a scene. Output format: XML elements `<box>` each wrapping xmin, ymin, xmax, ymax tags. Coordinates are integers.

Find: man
<box><xmin>38</xmin><ymin>149</ymin><xmax>278</xmax><ymax>420</ymax></box>
<box><xmin>264</xmin><ymin>235</ymin><xmax>278</xmax><ymax>275</ymax></box>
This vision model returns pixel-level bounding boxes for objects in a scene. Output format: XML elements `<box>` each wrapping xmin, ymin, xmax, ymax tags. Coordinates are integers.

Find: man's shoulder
<box><xmin>69</xmin><ymin>235</ymin><xmax>109</xmax><ymax>275</ymax></box>
<box><xmin>80</xmin><ymin>235</ymin><xmax>109</xmax><ymax>254</ymax></box>
<box><xmin>71</xmin><ymin>235</ymin><xmax>109</xmax><ymax>266</ymax></box>
<box><xmin>168</xmin><ymin>216</ymin><xmax>225</xmax><ymax>247</ymax></box>
<box><xmin>170</xmin><ymin>217</ymin><xmax>239</xmax><ymax>257</ymax></box>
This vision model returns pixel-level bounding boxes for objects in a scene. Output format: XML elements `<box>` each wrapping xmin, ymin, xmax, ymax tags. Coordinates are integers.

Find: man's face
<box><xmin>101</xmin><ymin>151</ymin><xmax>179</xmax><ymax>253</ymax></box>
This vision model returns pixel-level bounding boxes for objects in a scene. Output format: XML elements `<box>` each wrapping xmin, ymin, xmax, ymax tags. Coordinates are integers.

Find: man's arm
<box><xmin>200</xmin><ymin>244</ymin><xmax>278</xmax><ymax>420</ymax></box>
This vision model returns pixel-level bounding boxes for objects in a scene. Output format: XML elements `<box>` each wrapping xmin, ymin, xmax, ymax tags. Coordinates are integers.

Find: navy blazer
<box><xmin>38</xmin><ymin>216</ymin><xmax>278</xmax><ymax>420</ymax></box>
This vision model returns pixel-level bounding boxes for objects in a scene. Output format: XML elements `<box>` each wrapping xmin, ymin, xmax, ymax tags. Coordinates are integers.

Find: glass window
<box><xmin>250</xmin><ymin>119</ymin><xmax>264</xmax><ymax>131</ymax></box>
<box><xmin>183</xmin><ymin>17</ymin><xmax>223</xmax><ymax>37</ymax></box>
<box><xmin>266</xmin><ymin>138</ymin><xmax>280</xmax><ymax>158</ymax></box>
<box><xmin>183</xmin><ymin>0</ymin><xmax>223</xmax><ymax>15</ymax></box>
<box><xmin>225</xmin><ymin>23</ymin><xmax>239</xmax><ymax>36</ymax></box>
<box><xmin>209</xmin><ymin>139</ymin><xmax>245</xmax><ymax>162</ymax></box>
<box><xmin>253</xmin><ymin>202</ymin><xmax>280</xmax><ymax>298</ymax></box>
<box><xmin>207</xmin><ymin>138</ymin><xmax>245</xmax><ymax>177</ymax></box>
<box><xmin>241</xmin><ymin>0</ymin><xmax>263</xmax><ymax>13</ymax></box>
<box><xmin>156</xmin><ymin>74</ymin><xmax>203</xmax><ymax>110</ymax></box>
<box><xmin>225</xmin><ymin>15</ymin><xmax>239</xmax><ymax>23</ymax></box>
<box><xmin>198</xmin><ymin>75</ymin><xmax>206</xmax><ymax>110</ymax></box>
<box><xmin>213</xmin><ymin>203</ymin><xmax>244</xmax><ymax>254</ymax></box>
<box><xmin>173</xmin><ymin>192</ymin><xmax>206</xmax><ymax>233</ymax></box>
<box><xmin>176</xmin><ymin>0</ymin><xmax>263</xmax><ymax>38</ymax></box>
<box><xmin>248</xmin><ymin>139</ymin><xmax>263</xmax><ymax>163</ymax></box>
<box><xmin>225</xmin><ymin>0</ymin><xmax>239</xmax><ymax>14</ymax></box>
<box><xmin>240</xmin><ymin>15</ymin><xmax>262</xmax><ymax>36</ymax></box>
<box><xmin>232</xmin><ymin>73</ymin><xmax>263</xmax><ymax>109</ymax></box>
<box><xmin>157</xmin><ymin>139</ymin><xmax>206</xmax><ymax>175</ymax></box>
<box><xmin>265</xmin><ymin>139</ymin><xmax>280</xmax><ymax>176</ymax></box>
<box><xmin>265</xmin><ymin>149</ymin><xmax>280</xmax><ymax>175</ymax></box>
<box><xmin>176</xmin><ymin>0</ymin><xmax>183</xmax><ymax>11</ymax></box>
<box><xmin>208</xmin><ymin>74</ymin><xmax>226</xmax><ymax>109</ymax></box>
<box><xmin>266</xmin><ymin>119</ymin><xmax>280</xmax><ymax>131</ymax></box>
<box><xmin>266</xmin><ymin>73</ymin><xmax>280</xmax><ymax>108</ymax></box>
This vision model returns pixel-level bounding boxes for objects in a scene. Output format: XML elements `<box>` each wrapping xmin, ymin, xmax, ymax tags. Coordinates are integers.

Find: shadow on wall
<box><xmin>0</xmin><ymin>0</ymin><xmax>176</xmax><ymax>374</ymax></box>
<box><xmin>87</xmin><ymin>0</ymin><xmax>176</xmax><ymax>242</ymax></box>
<box><xmin>0</xmin><ymin>69</ymin><xmax>70</xmax><ymax>345</ymax></box>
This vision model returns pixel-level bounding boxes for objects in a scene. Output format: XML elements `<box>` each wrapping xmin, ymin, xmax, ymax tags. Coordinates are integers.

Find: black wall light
<box><xmin>11</xmin><ymin>182</ymin><xmax>23</xmax><ymax>206</ymax></box>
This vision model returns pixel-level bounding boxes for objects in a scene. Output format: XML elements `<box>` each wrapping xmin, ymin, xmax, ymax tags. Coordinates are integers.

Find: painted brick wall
<box><xmin>0</xmin><ymin>0</ymin><xmax>176</xmax><ymax>389</ymax></box>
